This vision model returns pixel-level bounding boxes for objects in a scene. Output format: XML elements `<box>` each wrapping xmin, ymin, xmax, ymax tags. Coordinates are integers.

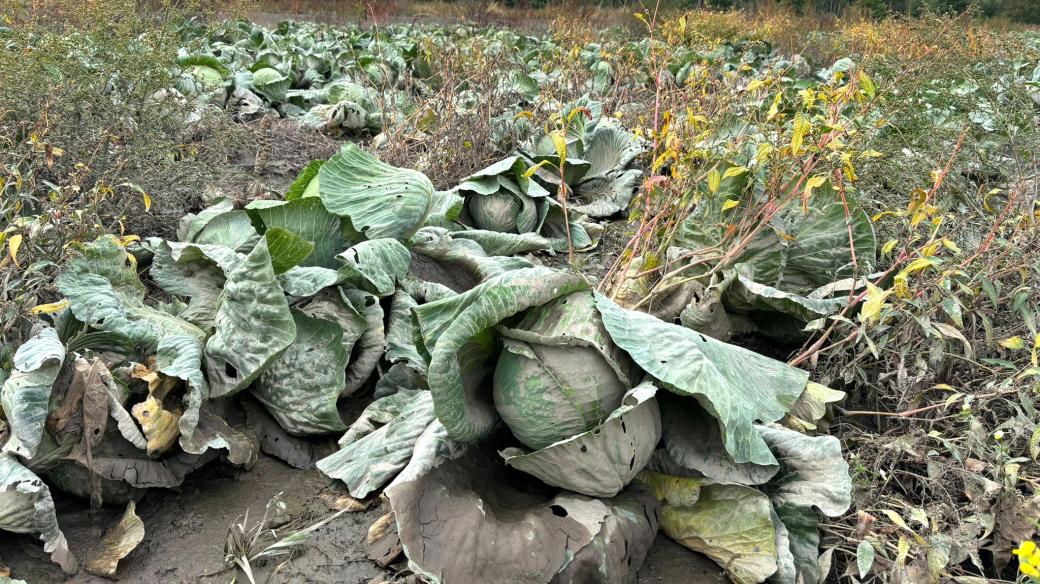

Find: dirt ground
<box><xmin>1</xmin><ymin>451</ymin><xmax>728</xmax><ymax>584</ymax></box>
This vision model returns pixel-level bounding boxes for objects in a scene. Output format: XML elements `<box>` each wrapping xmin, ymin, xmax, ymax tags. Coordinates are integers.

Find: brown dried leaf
<box><xmin>84</xmin><ymin>500</ymin><xmax>145</xmax><ymax>577</ymax></box>
<box><xmin>366</xmin><ymin>512</ymin><xmax>402</xmax><ymax>568</ymax></box>
<box><xmin>318</xmin><ymin>489</ymin><xmax>372</xmax><ymax>513</ymax></box>
<box><xmin>131</xmin><ymin>396</ymin><xmax>181</xmax><ymax>456</ymax></box>
<box><xmin>993</xmin><ymin>492</ymin><xmax>1040</xmax><ymax>572</ymax></box>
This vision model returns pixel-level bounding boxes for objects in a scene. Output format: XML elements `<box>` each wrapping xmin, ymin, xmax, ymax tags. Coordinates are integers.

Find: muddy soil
<box><xmin>1</xmin><ymin>450</ymin><xmax>727</xmax><ymax>584</ymax></box>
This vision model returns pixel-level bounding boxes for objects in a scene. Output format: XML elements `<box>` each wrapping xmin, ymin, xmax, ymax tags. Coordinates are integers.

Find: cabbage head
<box><xmin>493</xmin><ymin>291</ymin><xmax>634</xmax><ymax>450</ymax></box>
<box><xmin>458</xmin><ymin>156</ymin><xmax>549</xmax><ymax>234</ymax></box>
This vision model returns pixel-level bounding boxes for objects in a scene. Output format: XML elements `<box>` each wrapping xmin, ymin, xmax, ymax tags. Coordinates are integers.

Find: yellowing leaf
<box><xmin>999</xmin><ymin>336</ymin><xmax>1026</xmax><ymax>350</ymax></box>
<box><xmin>746</xmin><ymin>79</ymin><xmax>766</xmax><ymax>92</ymax></box>
<box><xmin>722</xmin><ymin>166</ymin><xmax>748</xmax><ymax>179</ymax></box>
<box><xmin>903</xmin><ymin>257</ymin><xmax>936</xmax><ymax>276</ymax></box>
<box><xmin>8</xmin><ymin>233</ymin><xmax>22</xmax><ymax>267</ymax></box>
<box><xmin>882</xmin><ymin>509</ymin><xmax>910</xmax><ymax>531</ymax></box>
<box><xmin>859</xmin><ymin>70</ymin><xmax>876</xmax><ymax>99</ymax></box>
<box><xmin>767</xmin><ymin>92</ymin><xmax>782</xmax><ymax>121</ymax></box>
<box><xmin>1033</xmin><ymin>334</ymin><xmax>1040</xmax><ymax>367</ymax></box>
<box><xmin>131</xmin><ymin>395</ymin><xmax>181</xmax><ymax>456</ymax></box>
<box><xmin>859</xmin><ymin>282</ymin><xmax>892</xmax><ymax>324</ymax></box>
<box><xmin>522</xmin><ymin>159</ymin><xmax>551</xmax><ymax>178</ymax></box>
<box><xmin>550</xmin><ymin>131</ymin><xmax>567</xmax><ymax>166</ymax></box>
<box><xmin>940</xmin><ymin>238</ymin><xmax>961</xmax><ymax>255</ymax></box>
<box><xmin>755</xmin><ymin>143</ymin><xmax>773</xmax><ymax>165</ymax></box>
<box><xmin>31</xmin><ymin>299</ymin><xmax>70</xmax><ymax>315</ymax></box>
<box><xmin>721</xmin><ymin>199</ymin><xmax>740</xmax><ymax>212</ymax></box>
<box><xmin>142</xmin><ymin>191</ymin><xmax>152</xmax><ymax>212</ymax></box>
<box><xmin>791</xmin><ymin>113</ymin><xmax>810</xmax><ymax>155</ymax></box>
<box><xmin>893</xmin><ymin>272</ymin><xmax>910</xmax><ymax>298</ymax></box>
<box><xmin>881</xmin><ymin>239</ymin><xmax>898</xmax><ymax>257</ymax></box>
<box><xmin>707</xmin><ymin>169</ymin><xmax>721</xmax><ymax>194</ymax></box>
<box><xmin>802</xmin><ymin>174</ymin><xmax>828</xmax><ymax>199</ymax></box>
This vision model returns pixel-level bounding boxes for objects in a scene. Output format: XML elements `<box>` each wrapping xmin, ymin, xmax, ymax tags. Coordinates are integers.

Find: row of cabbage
<box><xmin>1</xmin><ymin>82</ymin><xmax>865</xmax><ymax>582</ymax></box>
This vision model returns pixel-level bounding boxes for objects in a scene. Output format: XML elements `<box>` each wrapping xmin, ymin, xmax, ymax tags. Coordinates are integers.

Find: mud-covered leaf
<box><xmin>1</xmin><ymin>328</ymin><xmax>65</xmax><ymax>459</ymax></box>
<box><xmin>856</xmin><ymin>540</ymin><xmax>875</xmax><ymax>578</ymax></box>
<box><xmin>658</xmin><ymin>394</ymin><xmax>779</xmax><ymax>485</ymax></box>
<box><xmin>342</xmin><ymin>288</ymin><xmax>385</xmax><ymax>396</ymax></box>
<box><xmin>252</xmin><ymin>310</ymin><xmax>347</xmax><ymax>435</ymax></box>
<box><xmin>84</xmin><ymin>500</ymin><xmax>144</xmax><ymax>577</ymax></box>
<box><xmin>0</xmin><ymin>454</ymin><xmax>77</xmax><ymax>573</ymax></box>
<box><xmin>316</xmin><ymin>391</ymin><xmax>435</xmax><ymax>498</ymax></box>
<box><xmin>758</xmin><ymin>424</ymin><xmax>851</xmax><ymax>517</ymax></box>
<box><xmin>387</xmin><ymin>446</ymin><xmax>658</xmax><ymax>584</ymax></box>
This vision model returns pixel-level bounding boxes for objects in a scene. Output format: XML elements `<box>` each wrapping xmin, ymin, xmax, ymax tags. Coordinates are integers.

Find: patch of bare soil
<box><xmin>1</xmin><ymin>456</ymin><xmax>387</xmax><ymax>584</ymax></box>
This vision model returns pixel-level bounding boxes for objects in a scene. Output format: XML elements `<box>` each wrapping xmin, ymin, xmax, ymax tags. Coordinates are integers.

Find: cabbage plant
<box><xmin>2</xmin><ymin>137</ymin><xmax>853</xmax><ymax>584</ymax></box>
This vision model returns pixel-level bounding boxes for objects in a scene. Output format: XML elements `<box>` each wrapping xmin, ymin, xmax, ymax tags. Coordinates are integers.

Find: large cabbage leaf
<box><xmin>1</xmin><ymin>329</ymin><xmax>65</xmax><ymax>459</ymax></box>
<box><xmin>319</xmin><ymin>143</ymin><xmax>433</xmax><ymax>239</ymax></box>
<box><xmin>0</xmin><ymin>454</ymin><xmax>77</xmax><ymax>573</ymax></box>
<box><xmin>252</xmin><ymin>310</ymin><xmax>348</xmax><ymax>435</ymax></box>
<box><xmin>204</xmin><ymin>235</ymin><xmax>297</xmax><ymax>398</ymax></box>
<box><xmin>247</xmin><ymin>197</ymin><xmax>349</xmax><ymax>269</ymax></box>
<box><xmin>594</xmin><ymin>293</ymin><xmax>807</xmax><ymax>466</ymax></box>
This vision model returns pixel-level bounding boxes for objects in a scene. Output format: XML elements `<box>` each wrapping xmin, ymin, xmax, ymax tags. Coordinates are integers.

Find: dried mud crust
<box><xmin>1</xmin><ymin>452</ymin><xmax>728</xmax><ymax>584</ymax></box>
<box><xmin>0</xmin><ymin>455</ymin><xmax>387</xmax><ymax>584</ymax></box>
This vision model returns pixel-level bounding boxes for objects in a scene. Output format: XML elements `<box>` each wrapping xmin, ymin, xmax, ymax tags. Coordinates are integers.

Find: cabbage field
<box><xmin>3</xmin><ymin>3</ymin><xmax>1040</xmax><ymax>584</ymax></box>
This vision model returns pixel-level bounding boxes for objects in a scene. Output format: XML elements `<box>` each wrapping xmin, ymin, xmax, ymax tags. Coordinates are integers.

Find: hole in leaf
<box><xmin>549</xmin><ymin>505</ymin><xmax>568</xmax><ymax>518</ymax></box>
<box><xmin>224</xmin><ymin>362</ymin><xmax>239</xmax><ymax>379</ymax></box>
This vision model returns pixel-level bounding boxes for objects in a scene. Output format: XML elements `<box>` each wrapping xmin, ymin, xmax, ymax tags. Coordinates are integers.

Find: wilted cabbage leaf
<box><xmin>387</xmin><ymin>447</ymin><xmax>659</xmax><ymax>584</ymax></box>
<box><xmin>316</xmin><ymin>390</ymin><xmax>436</xmax><ymax>498</ymax></box>
<box><xmin>1</xmin><ymin>328</ymin><xmax>65</xmax><ymax>459</ymax></box>
<box><xmin>0</xmin><ymin>454</ymin><xmax>77</xmax><ymax>573</ymax></box>
<box><xmin>594</xmin><ymin>293</ymin><xmax>806</xmax><ymax>466</ymax></box>
<box><xmin>58</xmin><ymin>236</ymin><xmax>205</xmax><ymax>351</ymax></box>
<box><xmin>252</xmin><ymin>310</ymin><xmax>348</xmax><ymax>435</ymax></box>
<box><xmin>204</xmin><ymin>235</ymin><xmax>297</xmax><ymax>398</ymax></box>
